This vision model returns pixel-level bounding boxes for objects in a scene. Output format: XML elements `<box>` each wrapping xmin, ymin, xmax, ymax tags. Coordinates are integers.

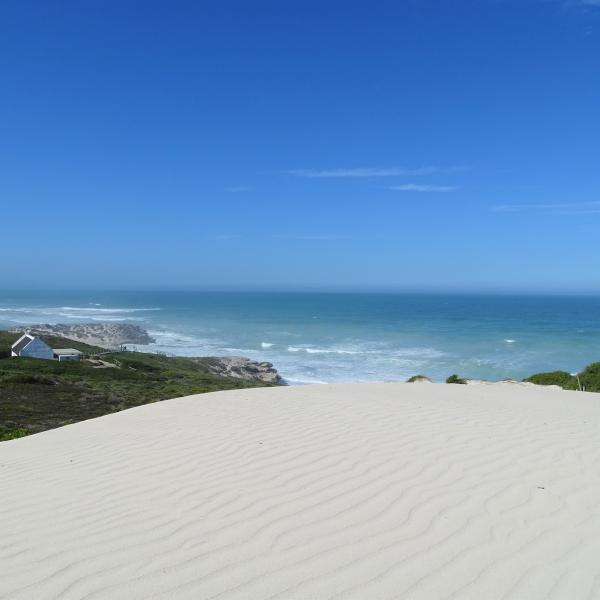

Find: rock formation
<box><xmin>201</xmin><ymin>356</ymin><xmax>282</xmax><ymax>384</ymax></box>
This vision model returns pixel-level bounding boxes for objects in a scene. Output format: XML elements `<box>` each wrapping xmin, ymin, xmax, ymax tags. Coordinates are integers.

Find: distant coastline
<box><xmin>2</xmin><ymin>321</ymin><xmax>599</xmax><ymax>444</ymax></box>
<box><xmin>1</xmin><ymin>291</ymin><xmax>599</xmax><ymax>384</ymax></box>
<box><xmin>6</xmin><ymin>321</ymin><xmax>599</xmax><ymax>393</ymax></box>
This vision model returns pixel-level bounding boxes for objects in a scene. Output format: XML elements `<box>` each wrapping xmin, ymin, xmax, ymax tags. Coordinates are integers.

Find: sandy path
<box><xmin>2</xmin><ymin>383</ymin><xmax>600</xmax><ymax>599</ymax></box>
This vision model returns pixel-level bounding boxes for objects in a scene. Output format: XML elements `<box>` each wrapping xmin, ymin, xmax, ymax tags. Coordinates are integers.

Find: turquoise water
<box><xmin>1</xmin><ymin>291</ymin><xmax>600</xmax><ymax>384</ymax></box>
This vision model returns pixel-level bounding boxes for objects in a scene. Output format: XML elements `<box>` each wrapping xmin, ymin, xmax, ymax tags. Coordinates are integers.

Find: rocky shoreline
<box><xmin>11</xmin><ymin>323</ymin><xmax>283</xmax><ymax>385</ymax></box>
<box><xmin>199</xmin><ymin>356</ymin><xmax>282</xmax><ymax>385</ymax></box>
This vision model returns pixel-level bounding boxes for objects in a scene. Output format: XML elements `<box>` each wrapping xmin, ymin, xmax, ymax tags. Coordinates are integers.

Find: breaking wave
<box><xmin>60</xmin><ymin>307</ymin><xmax>161</xmax><ymax>313</ymax></box>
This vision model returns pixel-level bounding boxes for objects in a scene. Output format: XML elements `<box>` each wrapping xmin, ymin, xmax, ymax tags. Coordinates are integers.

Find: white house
<box><xmin>11</xmin><ymin>335</ymin><xmax>82</xmax><ymax>361</ymax></box>
<box><xmin>11</xmin><ymin>334</ymin><xmax>54</xmax><ymax>360</ymax></box>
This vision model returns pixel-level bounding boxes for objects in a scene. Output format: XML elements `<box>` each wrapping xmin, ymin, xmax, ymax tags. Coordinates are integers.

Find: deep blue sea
<box><xmin>1</xmin><ymin>291</ymin><xmax>600</xmax><ymax>384</ymax></box>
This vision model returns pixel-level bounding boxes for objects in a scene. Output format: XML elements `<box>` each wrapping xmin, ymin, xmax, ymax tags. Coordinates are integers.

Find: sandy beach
<box><xmin>2</xmin><ymin>382</ymin><xmax>600</xmax><ymax>599</ymax></box>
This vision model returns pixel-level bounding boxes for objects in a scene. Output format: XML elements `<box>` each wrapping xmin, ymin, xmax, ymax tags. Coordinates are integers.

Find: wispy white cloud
<box><xmin>388</xmin><ymin>183</ymin><xmax>459</xmax><ymax>193</ymax></box>
<box><xmin>553</xmin><ymin>209</ymin><xmax>600</xmax><ymax>214</ymax></box>
<box><xmin>285</xmin><ymin>166</ymin><xmax>467</xmax><ymax>178</ymax></box>
<box><xmin>492</xmin><ymin>201</ymin><xmax>600</xmax><ymax>214</ymax></box>
<box><xmin>207</xmin><ymin>234</ymin><xmax>242</xmax><ymax>241</ymax></box>
<box><xmin>224</xmin><ymin>186</ymin><xmax>250</xmax><ymax>193</ymax></box>
<box><xmin>562</xmin><ymin>0</ymin><xmax>600</xmax><ymax>10</ymax></box>
<box><xmin>272</xmin><ymin>234</ymin><xmax>351</xmax><ymax>241</ymax></box>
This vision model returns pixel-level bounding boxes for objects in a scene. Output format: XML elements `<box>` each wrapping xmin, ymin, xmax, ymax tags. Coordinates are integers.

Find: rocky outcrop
<box><xmin>202</xmin><ymin>357</ymin><xmax>283</xmax><ymax>385</ymax></box>
<box><xmin>11</xmin><ymin>323</ymin><xmax>155</xmax><ymax>349</ymax></box>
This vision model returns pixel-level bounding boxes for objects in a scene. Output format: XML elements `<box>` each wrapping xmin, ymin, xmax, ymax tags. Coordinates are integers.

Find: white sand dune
<box><xmin>2</xmin><ymin>383</ymin><xmax>600</xmax><ymax>599</ymax></box>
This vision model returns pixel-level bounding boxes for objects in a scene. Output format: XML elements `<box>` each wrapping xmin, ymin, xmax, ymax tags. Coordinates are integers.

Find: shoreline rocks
<box><xmin>201</xmin><ymin>356</ymin><xmax>283</xmax><ymax>385</ymax></box>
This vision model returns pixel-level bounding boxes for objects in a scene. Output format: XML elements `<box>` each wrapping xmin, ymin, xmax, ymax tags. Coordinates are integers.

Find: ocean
<box><xmin>1</xmin><ymin>291</ymin><xmax>599</xmax><ymax>384</ymax></box>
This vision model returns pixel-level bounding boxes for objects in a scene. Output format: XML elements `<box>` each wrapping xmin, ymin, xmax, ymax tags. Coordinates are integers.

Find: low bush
<box><xmin>575</xmin><ymin>362</ymin><xmax>600</xmax><ymax>392</ymax></box>
<box><xmin>446</xmin><ymin>374</ymin><xmax>467</xmax><ymax>384</ymax></box>
<box><xmin>523</xmin><ymin>370</ymin><xmax>577</xmax><ymax>389</ymax></box>
<box><xmin>0</xmin><ymin>428</ymin><xmax>31</xmax><ymax>442</ymax></box>
<box><xmin>523</xmin><ymin>363</ymin><xmax>600</xmax><ymax>392</ymax></box>
<box><xmin>1</xmin><ymin>373</ymin><xmax>56</xmax><ymax>385</ymax></box>
<box><xmin>406</xmin><ymin>375</ymin><xmax>432</xmax><ymax>383</ymax></box>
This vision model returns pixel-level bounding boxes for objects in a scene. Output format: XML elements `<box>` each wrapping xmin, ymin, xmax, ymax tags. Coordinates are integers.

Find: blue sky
<box><xmin>1</xmin><ymin>0</ymin><xmax>599</xmax><ymax>292</ymax></box>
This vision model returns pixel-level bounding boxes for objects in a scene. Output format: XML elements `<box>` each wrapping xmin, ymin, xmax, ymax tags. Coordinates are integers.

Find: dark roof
<box><xmin>12</xmin><ymin>335</ymin><xmax>33</xmax><ymax>356</ymax></box>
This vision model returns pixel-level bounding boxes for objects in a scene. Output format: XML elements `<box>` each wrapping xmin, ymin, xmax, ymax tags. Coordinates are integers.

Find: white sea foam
<box><xmin>6</xmin><ymin>318</ymin><xmax>40</xmax><ymax>324</ymax></box>
<box><xmin>504</xmin><ymin>339</ymin><xmax>516</xmax><ymax>343</ymax></box>
<box><xmin>0</xmin><ymin>305</ymin><xmax>161</xmax><ymax>329</ymax></box>
<box><xmin>56</xmin><ymin>312</ymin><xmax>145</xmax><ymax>322</ymax></box>
<box><xmin>60</xmin><ymin>306</ymin><xmax>161</xmax><ymax>313</ymax></box>
<box><xmin>137</xmin><ymin>329</ymin><xmax>232</xmax><ymax>358</ymax></box>
<box><xmin>261</xmin><ymin>342</ymin><xmax>274</xmax><ymax>348</ymax></box>
<box><xmin>89</xmin><ymin>316</ymin><xmax>144</xmax><ymax>322</ymax></box>
<box><xmin>286</xmin><ymin>344</ymin><xmax>446</xmax><ymax>359</ymax></box>
<box><xmin>1</xmin><ymin>303</ymin><xmax>159</xmax><ymax>339</ymax></box>
<box><xmin>287</xmin><ymin>345</ymin><xmax>361</xmax><ymax>355</ymax></box>
<box><xmin>283</xmin><ymin>376</ymin><xmax>330</xmax><ymax>384</ymax></box>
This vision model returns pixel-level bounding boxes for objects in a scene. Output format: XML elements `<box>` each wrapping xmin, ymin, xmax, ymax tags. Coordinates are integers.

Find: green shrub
<box><xmin>406</xmin><ymin>375</ymin><xmax>432</xmax><ymax>383</ymax></box>
<box><xmin>523</xmin><ymin>371</ymin><xmax>577</xmax><ymax>390</ymax></box>
<box><xmin>446</xmin><ymin>374</ymin><xmax>467</xmax><ymax>384</ymax></box>
<box><xmin>0</xmin><ymin>332</ymin><xmax>276</xmax><ymax>437</ymax></box>
<box><xmin>577</xmin><ymin>362</ymin><xmax>600</xmax><ymax>392</ymax></box>
<box><xmin>0</xmin><ymin>428</ymin><xmax>31</xmax><ymax>442</ymax></box>
<box><xmin>1</xmin><ymin>373</ymin><xmax>56</xmax><ymax>385</ymax></box>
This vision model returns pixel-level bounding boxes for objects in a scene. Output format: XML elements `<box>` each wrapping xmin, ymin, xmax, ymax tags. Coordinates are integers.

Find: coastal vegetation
<box><xmin>524</xmin><ymin>362</ymin><xmax>600</xmax><ymax>392</ymax></box>
<box><xmin>408</xmin><ymin>363</ymin><xmax>600</xmax><ymax>392</ymax></box>
<box><xmin>523</xmin><ymin>370</ymin><xmax>577</xmax><ymax>389</ymax></box>
<box><xmin>3</xmin><ymin>326</ymin><xmax>600</xmax><ymax>442</ymax></box>
<box><xmin>406</xmin><ymin>375</ymin><xmax>432</xmax><ymax>383</ymax></box>
<box><xmin>0</xmin><ymin>331</ymin><xmax>277</xmax><ymax>441</ymax></box>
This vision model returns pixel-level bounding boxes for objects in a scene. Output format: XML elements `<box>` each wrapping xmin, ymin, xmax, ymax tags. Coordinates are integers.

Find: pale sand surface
<box><xmin>2</xmin><ymin>383</ymin><xmax>600</xmax><ymax>599</ymax></box>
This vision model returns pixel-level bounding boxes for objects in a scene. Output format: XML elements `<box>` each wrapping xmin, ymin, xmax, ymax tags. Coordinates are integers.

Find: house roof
<box><xmin>53</xmin><ymin>348</ymin><xmax>83</xmax><ymax>355</ymax></box>
<box><xmin>11</xmin><ymin>334</ymin><xmax>34</xmax><ymax>355</ymax></box>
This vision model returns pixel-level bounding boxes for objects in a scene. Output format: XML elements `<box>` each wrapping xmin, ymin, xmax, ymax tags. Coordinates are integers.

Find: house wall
<box><xmin>20</xmin><ymin>338</ymin><xmax>55</xmax><ymax>360</ymax></box>
<box><xmin>56</xmin><ymin>354</ymin><xmax>81</xmax><ymax>362</ymax></box>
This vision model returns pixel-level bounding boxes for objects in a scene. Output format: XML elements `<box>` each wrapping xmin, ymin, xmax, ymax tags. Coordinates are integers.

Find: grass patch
<box><xmin>0</xmin><ymin>334</ymin><xmax>277</xmax><ymax>440</ymax></box>
<box><xmin>0</xmin><ymin>428</ymin><xmax>31</xmax><ymax>442</ymax></box>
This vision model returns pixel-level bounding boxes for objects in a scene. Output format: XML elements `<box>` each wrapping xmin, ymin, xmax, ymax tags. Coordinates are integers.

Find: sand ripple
<box><xmin>2</xmin><ymin>383</ymin><xmax>600</xmax><ymax>599</ymax></box>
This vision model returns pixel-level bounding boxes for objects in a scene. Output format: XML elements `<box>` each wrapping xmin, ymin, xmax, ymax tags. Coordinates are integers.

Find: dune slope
<box><xmin>2</xmin><ymin>383</ymin><xmax>600</xmax><ymax>599</ymax></box>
